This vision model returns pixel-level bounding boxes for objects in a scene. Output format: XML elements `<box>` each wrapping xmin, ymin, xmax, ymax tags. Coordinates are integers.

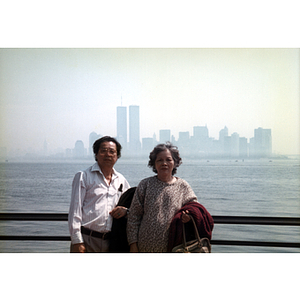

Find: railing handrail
<box><xmin>0</xmin><ymin>212</ymin><xmax>69</xmax><ymax>221</ymax></box>
<box><xmin>1</xmin><ymin>213</ymin><xmax>300</xmax><ymax>249</ymax></box>
<box><xmin>1</xmin><ymin>213</ymin><xmax>300</xmax><ymax>226</ymax></box>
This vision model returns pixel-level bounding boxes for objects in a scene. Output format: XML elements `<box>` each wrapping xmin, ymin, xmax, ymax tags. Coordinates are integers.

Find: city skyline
<box><xmin>45</xmin><ymin>123</ymin><xmax>274</xmax><ymax>160</ymax></box>
<box><xmin>114</xmin><ymin>104</ymin><xmax>273</xmax><ymax>158</ymax></box>
<box><xmin>2</xmin><ymin>103</ymin><xmax>274</xmax><ymax>160</ymax></box>
<box><xmin>0</xmin><ymin>49</ymin><xmax>299</xmax><ymax>157</ymax></box>
<box><xmin>0</xmin><ymin>102</ymin><xmax>293</xmax><ymax>159</ymax></box>
<box><xmin>1</xmin><ymin>103</ymin><xmax>275</xmax><ymax>159</ymax></box>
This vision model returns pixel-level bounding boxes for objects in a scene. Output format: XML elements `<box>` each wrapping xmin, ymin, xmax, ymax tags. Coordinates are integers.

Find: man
<box><xmin>68</xmin><ymin>136</ymin><xmax>130</xmax><ymax>252</ymax></box>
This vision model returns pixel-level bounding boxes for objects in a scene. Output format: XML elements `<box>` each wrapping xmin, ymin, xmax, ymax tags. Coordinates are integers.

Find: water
<box><xmin>0</xmin><ymin>158</ymin><xmax>299</xmax><ymax>253</ymax></box>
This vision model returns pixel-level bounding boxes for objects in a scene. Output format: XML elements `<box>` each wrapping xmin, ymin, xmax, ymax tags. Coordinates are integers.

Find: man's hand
<box><xmin>71</xmin><ymin>243</ymin><xmax>86</xmax><ymax>253</ymax></box>
<box><xmin>129</xmin><ymin>243</ymin><xmax>139</xmax><ymax>253</ymax></box>
<box><xmin>110</xmin><ymin>206</ymin><xmax>127</xmax><ymax>219</ymax></box>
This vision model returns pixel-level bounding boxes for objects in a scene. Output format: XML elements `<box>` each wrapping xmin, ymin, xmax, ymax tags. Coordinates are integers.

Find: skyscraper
<box><xmin>219</xmin><ymin>126</ymin><xmax>229</xmax><ymax>155</ymax></box>
<box><xmin>178</xmin><ymin>131</ymin><xmax>191</xmax><ymax>156</ymax></box>
<box><xmin>89</xmin><ymin>132</ymin><xmax>101</xmax><ymax>156</ymax></box>
<box><xmin>219</xmin><ymin>126</ymin><xmax>228</xmax><ymax>144</ymax></box>
<box><xmin>192</xmin><ymin>125</ymin><xmax>210</xmax><ymax>154</ymax></box>
<box><xmin>194</xmin><ymin>126</ymin><xmax>209</xmax><ymax>138</ymax></box>
<box><xmin>142</xmin><ymin>137</ymin><xmax>154</xmax><ymax>154</ymax></box>
<box><xmin>231</xmin><ymin>132</ymin><xmax>240</xmax><ymax>157</ymax></box>
<box><xmin>239</xmin><ymin>137</ymin><xmax>248</xmax><ymax>158</ymax></box>
<box><xmin>129</xmin><ymin>105</ymin><xmax>141</xmax><ymax>152</ymax></box>
<box><xmin>74</xmin><ymin>140</ymin><xmax>85</xmax><ymax>158</ymax></box>
<box><xmin>254</xmin><ymin>127</ymin><xmax>272</xmax><ymax>157</ymax></box>
<box><xmin>159</xmin><ymin>129</ymin><xmax>171</xmax><ymax>143</ymax></box>
<box><xmin>117</xmin><ymin>106</ymin><xmax>127</xmax><ymax>149</ymax></box>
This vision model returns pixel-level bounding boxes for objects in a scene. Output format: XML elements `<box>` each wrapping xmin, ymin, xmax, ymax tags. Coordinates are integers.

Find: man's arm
<box><xmin>68</xmin><ymin>172</ymin><xmax>86</xmax><ymax>245</ymax></box>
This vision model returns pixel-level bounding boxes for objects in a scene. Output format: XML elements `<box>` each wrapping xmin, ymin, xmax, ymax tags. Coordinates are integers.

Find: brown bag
<box><xmin>172</xmin><ymin>215</ymin><xmax>211</xmax><ymax>253</ymax></box>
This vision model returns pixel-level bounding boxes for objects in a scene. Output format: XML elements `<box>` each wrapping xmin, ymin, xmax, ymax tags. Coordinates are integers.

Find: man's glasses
<box><xmin>99</xmin><ymin>148</ymin><xmax>117</xmax><ymax>155</ymax></box>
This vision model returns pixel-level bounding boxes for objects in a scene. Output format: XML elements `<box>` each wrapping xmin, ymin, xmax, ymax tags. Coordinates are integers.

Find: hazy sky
<box><xmin>0</xmin><ymin>48</ymin><xmax>299</xmax><ymax>155</ymax></box>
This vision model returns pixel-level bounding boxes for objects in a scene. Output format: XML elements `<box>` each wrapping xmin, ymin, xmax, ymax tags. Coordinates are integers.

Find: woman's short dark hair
<box><xmin>148</xmin><ymin>142</ymin><xmax>182</xmax><ymax>175</ymax></box>
<box><xmin>93</xmin><ymin>136</ymin><xmax>122</xmax><ymax>160</ymax></box>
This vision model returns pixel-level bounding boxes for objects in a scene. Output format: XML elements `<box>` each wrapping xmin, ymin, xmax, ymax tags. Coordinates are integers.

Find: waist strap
<box><xmin>81</xmin><ymin>226</ymin><xmax>111</xmax><ymax>240</ymax></box>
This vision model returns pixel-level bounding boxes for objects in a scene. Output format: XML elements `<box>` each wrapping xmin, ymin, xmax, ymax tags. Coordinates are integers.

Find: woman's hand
<box><xmin>181</xmin><ymin>210</ymin><xmax>191</xmax><ymax>223</ymax></box>
<box><xmin>129</xmin><ymin>243</ymin><xmax>139</xmax><ymax>253</ymax></box>
<box><xmin>110</xmin><ymin>206</ymin><xmax>127</xmax><ymax>219</ymax></box>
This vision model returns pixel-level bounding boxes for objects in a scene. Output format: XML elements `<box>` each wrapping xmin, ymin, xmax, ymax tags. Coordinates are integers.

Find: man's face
<box><xmin>96</xmin><ymin>141</ymin><xmax>118</xmax><ymax>169</ymax></box>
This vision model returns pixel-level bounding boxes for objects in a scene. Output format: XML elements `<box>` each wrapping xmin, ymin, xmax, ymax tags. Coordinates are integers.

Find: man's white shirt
<box><xmin>68</xmin><ymin>162</ymin><xmax>130</xmax><ymax>244</ymax></box>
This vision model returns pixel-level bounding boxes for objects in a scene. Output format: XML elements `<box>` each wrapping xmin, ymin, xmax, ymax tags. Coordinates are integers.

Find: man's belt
<box><xmin>81</xmin><ymin>226</ymin><xmax>111</xmax><ymax>240</ymax></box>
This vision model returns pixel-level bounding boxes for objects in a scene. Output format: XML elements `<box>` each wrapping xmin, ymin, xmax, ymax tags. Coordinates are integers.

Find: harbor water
<box><xmin>0</xmin><ymin>158</ymin><xmax>299</xmax><ymax>253</ymax></box>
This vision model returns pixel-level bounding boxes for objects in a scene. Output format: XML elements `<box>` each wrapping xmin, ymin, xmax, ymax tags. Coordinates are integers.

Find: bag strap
<box><xmin>182</xmin><ymin>215</ymin><xmax>202</xmax><ymax>247</ymax></box>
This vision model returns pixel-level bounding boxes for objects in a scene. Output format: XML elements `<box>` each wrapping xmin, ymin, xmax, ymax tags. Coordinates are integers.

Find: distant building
<box><xmin>254</xmin><ymin>127</ymin><xmax>272</xmax><ymax>157</ymax></box>
<box><xmin>117</xmin><ymin>106</ymin><xmax>127</xmax><ymax>149</ymax></box>
<box><xmin>74</xmin><ymin>140</ymin><xmax>85</xmax><ymax>158</ymax></box>
<box><xmin>65</xmin><ymin>148</ymin><xmax>72</xmax><ymax>158</ymax></box>
<box><xmin>231</xmin><ymin>132</ymin><xmax>240</xmax><ymax>157</ymax></box>
<box><xmin>89</xmin><ymin>132</ymin><xmax>101</xmax><ymax>156</ymax></box>
<box><xmin>153</xmin><ymin>133</ymin><xmax>158</xmax><ymax>146</ymax></box>
<box><xmin>219</xmin><ymin>126</ymin><xmax>228</xmax><ymax>154</ymax></box>
<box><xmin>194</xmin><ymin>126</ymin><xmax>209</xmax><ymax>138</ymax></box>
<box><xmin>142</xmin><ymin>137</ymin><xmax>154</xmax><ymax>154</ymax></box>
<box><xmin>177</xmin><ymin>131</ymin><xmax>190</xmax><ymax>156</ymax></box>
<box><xmin>178</xmin><ymin>131</ymin><xmax>189</xmax><ymax>143</ymax></box>
<box><xmin>191</xmin><ymin>126</ymin><xmax>210</xmax><ymax>155</ymax></box>
<box><xmin>171</xmin><ymin>135</ymin><xmax>176</xmax><ymax>144</ymax></box>
<box><xmin>129</xmin><ymin>105</ymin><xmax>141</xmax><ymax>153</ymax></box>
<box><xmin>239</xmin><ymin>137</ymin><xmax>248</xmax><ymax>158</ymax></box>
<box><xmin>159</xmin><ymin>129</ymin><xmax>171</xmax><ymax>143</ymax></box>
<box><xmin>249</xmin><ymin>137</ymin><xmax>255</xmax><ymax>157</ymax></box>
<box><xmin>223</xmin><ymin>136</ymin><xmax>231</xmax><ymax>157</ymax></box>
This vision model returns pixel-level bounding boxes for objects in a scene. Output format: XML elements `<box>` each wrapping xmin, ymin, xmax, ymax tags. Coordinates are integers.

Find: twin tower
<box><xmin>117</xmin><ymin>105</ymin><xmax>141</xmax><ymax>153</ymax></box>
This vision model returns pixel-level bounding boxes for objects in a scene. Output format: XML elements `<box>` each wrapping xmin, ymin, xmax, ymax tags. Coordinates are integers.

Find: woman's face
<box><xmin>155</xmin><ymin>149</ymin><xmax>175</xmax><ymax>178</ymax></box>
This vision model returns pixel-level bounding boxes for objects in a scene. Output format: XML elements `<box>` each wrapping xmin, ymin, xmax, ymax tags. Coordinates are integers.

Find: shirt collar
<box><xmin>91</xmin><ymin>162</ymin><xmax>118</xmax><ymax>178</ymax></box>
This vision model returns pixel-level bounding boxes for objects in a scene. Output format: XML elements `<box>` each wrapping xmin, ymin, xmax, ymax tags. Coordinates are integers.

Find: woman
<box><xmin>127</xmin><ymin>142</ymin><xmax>198</xmax><ymax>253</ymax></box>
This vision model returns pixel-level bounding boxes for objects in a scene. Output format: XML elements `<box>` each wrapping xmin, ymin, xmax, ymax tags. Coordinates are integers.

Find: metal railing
<box><xmin>1</xmin><ymin>213</ymin><xmax>300</xmax><ymax>248</ymax></box>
